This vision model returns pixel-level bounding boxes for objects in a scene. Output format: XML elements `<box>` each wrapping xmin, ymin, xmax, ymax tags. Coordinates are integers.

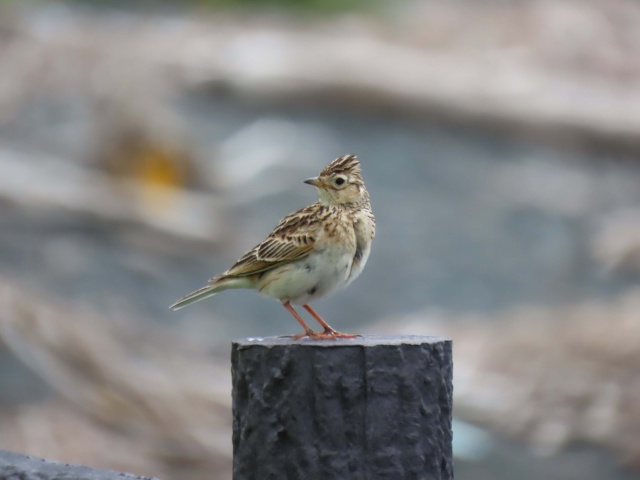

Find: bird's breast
<box><xmin>345</xmin><ymin>208</ymin><xmax>375</xmax><ymax>285</ymax></box>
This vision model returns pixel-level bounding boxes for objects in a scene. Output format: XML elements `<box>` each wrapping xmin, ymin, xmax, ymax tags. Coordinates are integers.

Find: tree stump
<box><xmin>232</xmin><ymin>335</ymin><xmax>453</xmax><ymax>480</ymax></box>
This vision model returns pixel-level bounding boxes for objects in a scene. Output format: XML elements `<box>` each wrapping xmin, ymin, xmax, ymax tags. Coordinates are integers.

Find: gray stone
<box><xmin>0</xmin><ymin>449</ymin><xmax>160</xmax><ymax>480</ymax></box>
<box><xmin>232</xmin><ymin>335</ymin><xmax>453</xmax><ymax>480</ymax></box>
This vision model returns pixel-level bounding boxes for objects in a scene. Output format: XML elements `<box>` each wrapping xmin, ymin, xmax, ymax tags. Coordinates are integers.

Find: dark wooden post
<box><xmin>231</xmin><ymin>335</ymin><xmax>453</xmax><ymax>480</ymax></box>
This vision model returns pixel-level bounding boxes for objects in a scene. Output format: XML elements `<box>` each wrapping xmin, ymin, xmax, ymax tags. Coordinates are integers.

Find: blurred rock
<box><xmin>0</xmin><ymin>449</ymin><xmax>160</xmax><ymax>480</ymax></box>
<box><xmin>592</xmin><ymin>210</ymin><xmax>640</xmax><ymax>274</ymax></box>
<box><xmin>217</xmin><ymin>117</ymin><xmax>337</xmax><ymax>203</ymax></box>
<box><xmin>0</xmin><ymin>276</ymin><xmax>233</xmax><ymax>480</ymax></box>
<box><xmin>374</xmin><ymin>292</ymin><xmax>640</xmax><ymax>467</ymax></box>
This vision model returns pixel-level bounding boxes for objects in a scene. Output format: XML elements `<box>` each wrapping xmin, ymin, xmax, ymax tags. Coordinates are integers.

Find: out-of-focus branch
<box><xmin>2</xmin><ymin>2</ymin><xmax>640</xmax><ymax>148</ymax></box>
<box><xmin>0</xmin><ymin>148</ymin><xmax>225</xmax><ymax>245</ymax></box>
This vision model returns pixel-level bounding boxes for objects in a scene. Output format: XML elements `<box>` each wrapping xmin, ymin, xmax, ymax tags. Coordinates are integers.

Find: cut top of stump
<box><xmin>234</xmin><ymin>334</ymin><xmax>451</xmax><ymax>349</ymax></box>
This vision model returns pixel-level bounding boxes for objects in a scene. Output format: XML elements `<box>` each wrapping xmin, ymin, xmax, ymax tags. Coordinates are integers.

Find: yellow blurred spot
<box><xmin>134</xmin><ymin>144</ymin><xmax>186</xmax><ymax>189</ymax></box>
<box><xmin>127</xmin><ymin>143</ymin><xmax>189</xmax><ymax>213</ymax></box>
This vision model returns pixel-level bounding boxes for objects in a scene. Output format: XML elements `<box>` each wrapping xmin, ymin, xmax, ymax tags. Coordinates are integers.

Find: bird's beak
<box><xmin>304</xmin><ymin>177</ymin><xmax>322</xmax><ymax>188</ymax></box>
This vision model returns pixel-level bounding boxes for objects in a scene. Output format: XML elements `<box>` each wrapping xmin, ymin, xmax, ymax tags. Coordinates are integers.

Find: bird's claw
<box><xmin>289</xmin><ymin>329</ymin><xmax>360</xmax><ymax>341</ymax></box>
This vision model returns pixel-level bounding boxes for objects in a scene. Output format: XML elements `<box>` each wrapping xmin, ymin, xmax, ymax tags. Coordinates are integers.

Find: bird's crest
<box><xmin>320</xmin><ymin>154</ymin><xmax>361</xmax><ymax>179</ymax></box>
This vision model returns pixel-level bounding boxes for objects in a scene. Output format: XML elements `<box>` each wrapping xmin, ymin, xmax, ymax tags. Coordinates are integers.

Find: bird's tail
<box><xmin>169</xmin><ymin>276</ymin><xmax>251</xmax><ymax>310</ymax></box>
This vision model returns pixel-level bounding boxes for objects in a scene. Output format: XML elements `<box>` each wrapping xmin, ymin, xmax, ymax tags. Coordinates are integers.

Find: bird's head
<box><xmin>304</xmin><ymin>154</ymin><xmax>368</xmax><ymax>206</ymax></box>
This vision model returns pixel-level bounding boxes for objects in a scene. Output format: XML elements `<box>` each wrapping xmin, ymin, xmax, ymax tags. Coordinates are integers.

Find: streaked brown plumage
<box><xmin>170</xmin><ymin>154</ymin><xmax>375</xmax><ymax>339</ymax></box>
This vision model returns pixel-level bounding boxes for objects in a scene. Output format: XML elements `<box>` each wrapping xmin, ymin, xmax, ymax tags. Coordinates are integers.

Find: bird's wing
<box><xmin>216</xmin><ymin>203</ymin><xmax>327</xmax><ymax>279</ymax></box>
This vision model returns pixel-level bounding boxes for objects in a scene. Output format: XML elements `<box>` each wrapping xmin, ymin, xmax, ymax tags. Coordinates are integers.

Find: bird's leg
<box><xmin>283</xmin><ymin>302</ymin><xmax>317</xmax><ymax>339</ymax></box>
<box><xmin>303</xmin><ymin>304</ymin><xmax>359</xmax><ymax>339</ymax></box>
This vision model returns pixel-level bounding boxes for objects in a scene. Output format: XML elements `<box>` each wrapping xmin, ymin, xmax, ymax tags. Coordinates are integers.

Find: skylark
<box><xmin>170</xmin><ymin>154</ymin><xmax>375</xmax><ymax>340</ymax></box>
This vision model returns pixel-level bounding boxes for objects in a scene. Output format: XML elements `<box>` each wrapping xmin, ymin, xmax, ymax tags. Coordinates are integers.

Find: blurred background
<box><xmin>1</xmin><ymin>0</ymin><xmax>640</xmax><ymax>478</ymax></box>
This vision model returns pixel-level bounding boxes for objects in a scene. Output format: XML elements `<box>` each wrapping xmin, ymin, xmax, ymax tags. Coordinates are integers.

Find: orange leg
<box><xmin>303</xmin><ymin>304</ymin><xmax>359</xmax><ymax>339</ymax></box>
<box><xmin>283</xmin><ymin>302</ymin><xmax>316</xmax><ymax>339</ymax></box>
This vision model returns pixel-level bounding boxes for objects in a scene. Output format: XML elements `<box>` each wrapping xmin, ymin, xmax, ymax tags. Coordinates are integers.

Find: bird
<box><xmin>170</xmin><ymin>154</ymin><xmax>375</xmax><ymax>340</ymax></box>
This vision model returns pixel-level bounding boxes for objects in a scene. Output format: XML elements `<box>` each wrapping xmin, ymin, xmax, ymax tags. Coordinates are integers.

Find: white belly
<box><xmin>257</xmin><ymin>246</ymin><xmax>355</xmax><ymax>305</ymax></box>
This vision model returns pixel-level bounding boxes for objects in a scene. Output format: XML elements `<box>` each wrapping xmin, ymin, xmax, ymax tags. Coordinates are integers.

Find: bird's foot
<box><xmin>315</xmin><ymin>329</ymin><xmax>360</xmax><ymax>340</ymax></box>
<box><xmin>289</xmin><ymin>329</ymin><xmax>360</xmax><ymax>340</ymax></box>
<box><xmin>290</xmin><ymin>331</ymin><xmax>314</xmax><ymax>340</ymax></box>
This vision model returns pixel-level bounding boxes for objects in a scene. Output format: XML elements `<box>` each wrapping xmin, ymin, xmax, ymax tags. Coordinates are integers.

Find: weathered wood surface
<box><xmin>232</xmin><ymin>335</ymin><xmax>453</xmax><ymax>480</ymax></box>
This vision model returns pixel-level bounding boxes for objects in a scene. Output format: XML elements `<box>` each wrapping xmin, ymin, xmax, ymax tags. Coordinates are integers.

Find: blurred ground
<box><xmin>1</xmin><ymin>1</ymin><xmax>640</xmax><ymax>479</ymax></box>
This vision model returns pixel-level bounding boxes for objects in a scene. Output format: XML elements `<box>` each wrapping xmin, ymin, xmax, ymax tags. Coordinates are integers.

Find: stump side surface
<box><xmin>232</xmin><ymin>335</ymin><xmax>453</xmax><ymax>480</ymax></box>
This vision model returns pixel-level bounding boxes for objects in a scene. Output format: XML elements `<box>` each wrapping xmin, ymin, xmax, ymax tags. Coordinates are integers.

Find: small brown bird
<box><xmin>170</xmin><ymin>154</ymin><xmax>375</xmax><ymax>339</ymax></box>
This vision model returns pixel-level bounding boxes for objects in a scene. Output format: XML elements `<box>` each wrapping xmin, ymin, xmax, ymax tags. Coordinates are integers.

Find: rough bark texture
<box><xmin>0</xmin><ymin>449</ymin><xmax>160</xmax><ymax>480</ymax></box>
<box><xmin>232</xmin><ymin>335</ymin><xmax>453</xmax><ymax>480</ymax></box>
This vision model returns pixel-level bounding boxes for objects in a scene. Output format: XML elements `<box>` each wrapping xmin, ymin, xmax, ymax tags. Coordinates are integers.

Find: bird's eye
<box><xmin>334</xmin><ymin>177</ymin><xmax>346</xmax><ymax>187</ymax></box>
